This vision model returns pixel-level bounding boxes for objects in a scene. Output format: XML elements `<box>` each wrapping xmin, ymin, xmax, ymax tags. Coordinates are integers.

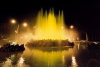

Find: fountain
<box><xmin>26</xmin><ymin>9</ymin><xmax>77</xmax><ymax>47</ymax></box>
<box><xmin>34</xmin><ymin>9</ymin><xmax>67</xmax><ymax>40</ymax></box>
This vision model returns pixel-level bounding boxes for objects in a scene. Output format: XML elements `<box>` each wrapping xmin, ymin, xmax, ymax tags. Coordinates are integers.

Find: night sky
<box><xmin>0</xmin><ymin>0</ymin><xmax>100</xmax><ymax>41</ymax></box>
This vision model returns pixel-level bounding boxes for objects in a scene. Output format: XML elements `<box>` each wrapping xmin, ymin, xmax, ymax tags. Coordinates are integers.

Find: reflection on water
<box><xmin>1</xmin><ymin>43</ymin><xmax>100</xmax><ymax>67</ymax></box>
<box><xmin>22</xmin><ymin>47</ymin><xmax>75</xmax><ymax>67</ymax></box>
<box><xmin>0</xmin><ymin>46</ymin><xmax>77</xmax><ymax>67</ymax></box>
<box><xmin>71</xmin><ymin>56</ymin><xmax>77</xmax><ymax>67</ymax></box>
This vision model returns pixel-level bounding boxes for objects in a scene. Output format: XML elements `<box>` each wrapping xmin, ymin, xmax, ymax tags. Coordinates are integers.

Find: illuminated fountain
<box><xmin>34</xmin><ymin>9</ymin><xmax>67</xmax><ymax>40</ymax></box>
<box><xmin>26</xmin><ymin>9</ymin><xmax>78</xmax><ymax>47</ymax></box>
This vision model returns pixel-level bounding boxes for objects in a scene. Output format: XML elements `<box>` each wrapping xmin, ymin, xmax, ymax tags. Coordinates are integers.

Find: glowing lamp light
<box><xmin>23</xmin><ymin>22</ymin><xmax>28</xmax><ymax>27</ymax></box>
<box><xmin>11</xmin><ymin>19</ymin><xmax>16</xmax><ymax>24</ymax></box>
<box><xmin>70</xmin><ymin>25</ymin><xmax>74</xmax><ymax>29</ymax></box>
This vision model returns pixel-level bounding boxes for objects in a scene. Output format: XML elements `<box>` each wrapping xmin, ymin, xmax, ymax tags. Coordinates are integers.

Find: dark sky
<box><xmin>0</xmin><ymin>0</ymin><xmax>100</xmax><ymax>41</ymax></box>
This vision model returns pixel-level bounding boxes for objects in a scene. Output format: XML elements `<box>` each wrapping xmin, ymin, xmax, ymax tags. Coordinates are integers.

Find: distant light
<box><xmin>70</xmin><ymin>25</ymin><xmax>74</xmax><ymax>29</ymax></box>
<box><xmin>11</xmin><ymin>42</ymin><xmax>17</xmax><ymax>45</ymax></box>
<box><xmin>23</xmin><ymin>22</ymin><xmax>28</xmax><ymax>27</ymax></box>
<box><xmin>19</xmin><ymin>57</ymin><xmax>24</xmax><ymax>64</ymax></box>
<box><xmin>93</xmin><ymin>42</ymin><xmax>98</xmax><ymax>44</ymax></box>
<box><xmin>11</xmin><ymin>19</ymin><xmax>16</xmax><ymax>24</ymax></box>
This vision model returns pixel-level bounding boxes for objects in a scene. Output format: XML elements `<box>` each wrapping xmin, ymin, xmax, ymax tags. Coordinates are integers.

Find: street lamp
<box><xmin>10</xmin><ymin>20</ymin><xmax>28</xmax><ymax>33</ymax></box>
<box><xmin>10</xmin><ymin>19</ymin><xmax>29</xmax><ymax>43</ymax></box>
<box><xmin>70</xmin><ymin>25</ymin><xmax>74</xmax><ymax>29</ymax></box>
<box><xmin>69</xmin><ymin>25</ymin><xmax>74</xmax><ymax>42</ymax></box>
<box><xmin>10</xmin><ymin>19</ymin><xmax>16</xmax><ymax>24</ymax></box>
<box><xmin>10</xmin><ymin>19</ymin><xmax>19</xmax><ymax>34</ymax></box>
<box><xmin>23</xmin><ymin>22</ymin><xmax>28</xmax><ymax>27</ymax></box>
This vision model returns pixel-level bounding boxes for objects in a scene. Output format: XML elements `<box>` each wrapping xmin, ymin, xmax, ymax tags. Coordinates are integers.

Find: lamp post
<box><xmin>10</xmin><ymin>19</ymin><xmax>28</xmax><ymax>33</ymax></box>
<box><xmin>69</xmin><ymin>25</ymin><xmax>74</xmax><ymax>42</ymax></box>
<box><xmin>10</xmin><ymin>19</ymin><xmax>18</xmax><ymax>33</ymax></box>
<box><xmin>10</xmin><ymin>19</ymin><xmax>19</xmax><ymax>34</ymax></box>
<box><xmin>10</xmin><ymin>19</ymin><xmax>28</xmax><ymax>43</ymax></box>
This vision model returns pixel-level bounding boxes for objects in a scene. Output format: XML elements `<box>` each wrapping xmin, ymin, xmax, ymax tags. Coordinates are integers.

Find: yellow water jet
<box><xmin>34</xmin><ymin>9</ymin><xmax>67</xmax><ymax>40</ymax></box>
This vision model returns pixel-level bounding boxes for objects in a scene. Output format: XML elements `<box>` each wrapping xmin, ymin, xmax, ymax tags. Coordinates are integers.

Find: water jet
<box><xmin>26</xmin><ymin>9</ymin><xmax>78</xmax><ymax>47</ymax></box>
